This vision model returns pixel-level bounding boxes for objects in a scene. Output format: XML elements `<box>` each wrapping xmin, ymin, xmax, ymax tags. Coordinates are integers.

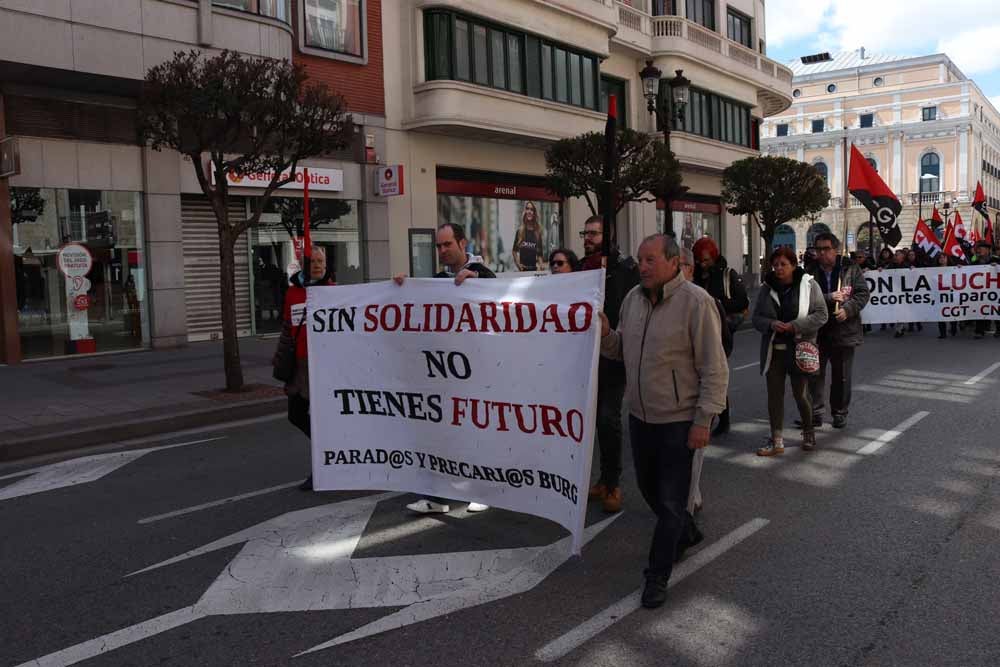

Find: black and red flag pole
<box><xmin>973</xmin><ymin>181</ymin><xmax>994</xmax><ymax>252</ymax></box>
<box><xmin>848</xmin><ymin>143</ymin><xmax>902</xmax><ymax>248</ymax></box>
<box><xmin>302</xmin><ymin>167</ymin><xmax>312</xmax><ymax>284</ymax></box>
<box><xmin>602</xmin><ymin>94</ymin><xmax>617</xmax><ymax>261</ymax></box>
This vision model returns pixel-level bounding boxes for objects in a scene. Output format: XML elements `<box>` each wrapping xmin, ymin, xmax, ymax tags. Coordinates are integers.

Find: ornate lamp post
<box><xmin>639</xmin><ymin>61</ymin><xmax>690</xmax><ymax>233</ymax></box>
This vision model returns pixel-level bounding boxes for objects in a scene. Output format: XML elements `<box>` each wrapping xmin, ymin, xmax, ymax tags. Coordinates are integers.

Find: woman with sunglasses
<box><xmin>548</xmin><ymin>248</ymin><xmax>579</xmax><ymax>274</ymax></box>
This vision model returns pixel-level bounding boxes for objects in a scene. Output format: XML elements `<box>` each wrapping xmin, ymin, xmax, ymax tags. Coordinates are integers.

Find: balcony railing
<box><xmin>828</xmin><ymin>191</ymin><xmax>969</xmax><ymax>209</ymax></box>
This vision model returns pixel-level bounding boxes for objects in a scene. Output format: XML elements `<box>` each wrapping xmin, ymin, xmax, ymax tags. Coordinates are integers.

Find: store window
<box><xmin>436</xmin><ymin>170</ymin><xmax>562</xmax><ymax>274</ymax></box>
<box><xmin>251</xmin><ymin>197</ymin><xmax>362</xmax><ymax>333</ymax></box>
<box><xmin>655</xmin><ymin>199</ymin><xmax>722</xmax><ymax>253</ymax></box>
<box><xmin>424</xmin><ymin>10</ymin><xmax>599</xmax><ymax>111</ymax></box>
<box><xmin>304</xmin><ymin>0</ymin><xmax>363</xmax><ymax>57</ymax></box>
<box><xmin>11</xmin><ymin>188</ymin><xmax>147</xmax><ymax>359</ymax></box>
<box><xmin>214</xmin><ymin>0</ymin><xmax>290</xmax><ymax>22</ymax></box>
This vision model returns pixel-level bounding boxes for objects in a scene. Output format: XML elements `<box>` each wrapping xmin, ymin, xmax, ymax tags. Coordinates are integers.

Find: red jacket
<box><xmin>282</xmin><ymin>276</ymin><xmax>334</xmax><ymax>360</ymax></box>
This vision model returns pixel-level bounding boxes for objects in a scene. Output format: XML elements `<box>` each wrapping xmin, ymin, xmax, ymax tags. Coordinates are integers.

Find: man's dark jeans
<box><xmin>596</xmin><ymin>374</ymin><xmax>626</xmax><ymax>489</ymax></box>
<box><xmin>629</xmin><ymin>416</ymin><xmax>695</xmax><ymax>579</ymax></box>
<box><xmin>809</xmin><ymin>340</ymin><xmax>855</xmax><ymax>418</ymax></box>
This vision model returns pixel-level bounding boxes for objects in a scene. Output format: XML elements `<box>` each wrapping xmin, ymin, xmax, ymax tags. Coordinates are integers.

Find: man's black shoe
<box><xmin>298</xmin><ymin>475</ymin><xmax>314</xmax><ymax>492</ymax></box>
<box><xmin>641</xmin><ymin>574</ymin><xmax>669</xmax><ymax>609</ymax></box>
<box><xmin>795</xmin><ymin>416</ymin><xmax>823</xmax><ymax>429</ymax></box>
<box><xmin>832</xmin><ymin>415</ymin><xmax>847</xmax><ymax>429</ymax></box>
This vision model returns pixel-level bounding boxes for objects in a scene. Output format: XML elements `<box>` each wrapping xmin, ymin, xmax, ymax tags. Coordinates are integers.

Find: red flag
<box><xmin>912</xmin><ymin>218</ymin><xmax>942</xmax><ymax>258</ymax></box>
<box><xmin>971</xmin><ymin>225</ymin><xmax>982</xmax><ymax>244</ymax></box>
<box><xmin>848</xmin><ymin>144</ymin><xmax>902</xmax><ymax>246</ymax></box>
<box><xmin>942</xmin><ymin>221</ymin><xmax>965</xmax><ymax>259</ymax></box>
<box><xmin>931</xmin><ymin>205</ymin><xmax>944</xmax><ymax>226</ymax></box>
<box><xmin>302</xmin><ymin>167</ymin><xmax>312</xmax><ymax>266</ymax></box>
<box><xmin>973</xmin><ymin>182</ymin><xmax>994</xmax><ymax>246</ymax></box>
<box><xmin>952</xmin><ymin>210</ymin><xmax>968</xmax><ymax>241</ymax></box>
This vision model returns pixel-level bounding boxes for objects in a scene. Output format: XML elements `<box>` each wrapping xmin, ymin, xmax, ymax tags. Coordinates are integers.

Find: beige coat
<box><xmin>601</xmin><ymin>272</ymin><xmax>729</xmax><ymax>428</ymax></box>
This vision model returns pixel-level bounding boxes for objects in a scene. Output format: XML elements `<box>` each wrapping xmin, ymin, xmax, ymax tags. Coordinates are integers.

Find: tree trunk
<box><xmin>218</xmin><ymin>227</ymin><xmax>245</xmax><ymax>392</ymax></box>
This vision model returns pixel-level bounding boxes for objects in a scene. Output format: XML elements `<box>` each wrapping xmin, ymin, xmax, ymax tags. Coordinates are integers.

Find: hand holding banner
<box><xmin>306</xmin><ymin>272</ymin><xmax>604</xmax><ymax>554</ymax></box>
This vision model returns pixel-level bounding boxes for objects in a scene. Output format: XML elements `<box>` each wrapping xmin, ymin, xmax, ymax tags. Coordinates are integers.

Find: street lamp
<box><xmin>640</xmin><ymin>61</ymin><xmax>691</xmax><ymax>232</ymax></box>
<box><xmin>919</xmin><ymin>172</ymin><xmax>938</xmax><ymax>223</ymax></box>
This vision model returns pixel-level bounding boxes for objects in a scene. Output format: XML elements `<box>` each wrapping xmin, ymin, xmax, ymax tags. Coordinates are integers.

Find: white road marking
<box><xmin>0</xmin><ymin>437</ymin><xmax>224</xmax><ymax>502</ymax></box>
<box><xmin>22</xmin><ymin>493</ymin><xmax>622</xmax><ymax>666</ymax></box>
<box><xmin>534</xmin><ymin>517</ymin><xmax>770</xmax><ymax>663</ymax></box>
<box><xmin>731</xmin><ymin>362</ymin><xmax>757</xmax><ymax>371</ymax></box>
<box><xmin>137</xmin><ymin>480</ymin><xmax>303</xmax><ymax>524</ymax></box>
<box><xmin>856</xmin><ymin>411</ymin><xmax>930</xmax><ymax>456</ymax></box>
<box><xmin>964</xmin><ymin>361</ymin><xmax>1000</xmax><ymax>386</ymax></box>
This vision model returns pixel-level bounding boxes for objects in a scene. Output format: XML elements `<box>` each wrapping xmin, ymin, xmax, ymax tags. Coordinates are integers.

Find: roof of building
<box><xmin>787</xmin><ymin>50</ymin><xmax>917</xmax><ymax>77</ymax></box>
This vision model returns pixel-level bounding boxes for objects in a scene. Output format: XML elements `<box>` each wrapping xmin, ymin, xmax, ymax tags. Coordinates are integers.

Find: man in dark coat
<box><xmin>579</xmin><ymin>216</ymin><xmax>639</xmax><ymax>513</ymax></box>
<box><xmin>804</xmin><ymin>232</ymin><xmax>870</xmax><ymax>429</ymax></box>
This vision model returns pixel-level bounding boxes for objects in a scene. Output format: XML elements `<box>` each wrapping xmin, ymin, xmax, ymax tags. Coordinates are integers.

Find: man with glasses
<box><xmin>579</xmin><ymin>216</ymin><xmax>639</xmax><ymax>513</ymax></box>
<box><xmin>803</xmin><ymin>232</ymin><xmax>870</xmax><ymax>430</ymax></box>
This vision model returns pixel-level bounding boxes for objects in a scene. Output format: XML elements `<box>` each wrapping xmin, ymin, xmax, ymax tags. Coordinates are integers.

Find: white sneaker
<box><xmin>406</xmin><ymin>499</ymin><xmax>450</xmax><ymax>514</ymax></box>
<box><xmin>466</xmin><ymin>502</ymin><xmax>489</xmax><ymax>513</ymax></box>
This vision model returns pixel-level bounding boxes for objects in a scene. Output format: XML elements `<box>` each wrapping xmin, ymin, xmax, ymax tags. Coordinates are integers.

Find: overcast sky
<box><xmin>764</xmin><ymin>0</ymin><xmax>1000</xmax><ymax>112</ymax></box>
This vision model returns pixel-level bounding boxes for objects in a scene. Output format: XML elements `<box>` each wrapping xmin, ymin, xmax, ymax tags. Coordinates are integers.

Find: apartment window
<box><xmin>814</xmin><ymin>162</ymin><xmax>828</xmax><ymax>183</ymax></box>
<box><xmin>859</xmin><ymin>113</ymin><xmax>874</xmax><ymax>128</ymax></box>
<box><xmin>652</xmin><ymin>0</ymin><xmax>676</xmax><ymax>15</ymax></box>
<box><xmin>812</xmin><ymin>119</ymin><xmax>824</xmax><ymax>133</ymax></box>
<box><xmin>674</xmin><ymin>87</ymin><xmax>752</xmax><ymax>148</ymax></box>
<box><xmin>215</xmin><ymin>0</ymin><xmax>290</xmax><ymax>22</ymax></box>
<box><xmin>600</xmin><ymin>76</ymin><xmax>629</xmax><ymax>128</ymax></box>
<box><xmin>303</xmin><ymin>0</ymin><xmax>363</xmax><ymax>57</ymax></box>
<box><xmin>921</xmin><ymin>153</ymin><xmax>940</xmax><ymax>192</ymax></box>
<box><xmin>424</xmin><ymin>11</ymin><xmax>599</xmax><ymax>110</ymax></box>
<box><xmin>686</xmin><ymin>0</ymin><xmax>715</xmax><ymax>30</ymax></box>
<box><xmin>826</xmin><ymin>83</ymin><xmax>837</xmax><ymax>93</ymax></box>
<box><xmin>759</xmin><ymin>39</ymin><xmax>766</xmax><ymax>55</ymax></box>
<box><xmin>727</xmin><ymin>8</ymin><xmax>752</xmax><ymax>49</ymax></box>
<box><xmin>776</xmin><ymin>123</ymin><xmax>789</xmax><ymax>137</ymax></box>
<box><xmin>922</xmin><ymin>106</ymin><xmax>938</xmax><ymax>121</ymax></box>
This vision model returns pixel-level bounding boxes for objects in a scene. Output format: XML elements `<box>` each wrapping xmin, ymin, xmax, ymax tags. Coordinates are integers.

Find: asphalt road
<box><xmin>3</xmin><ymin>325</ymin><xmax>1000</xmax><ymax>667</ymax></box>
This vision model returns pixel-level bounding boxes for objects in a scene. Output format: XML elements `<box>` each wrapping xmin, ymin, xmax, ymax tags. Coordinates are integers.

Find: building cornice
<box><xmin>790</xmin><ymin>53</ymin><xmax>966</xmax><ymax>85</ymax></box>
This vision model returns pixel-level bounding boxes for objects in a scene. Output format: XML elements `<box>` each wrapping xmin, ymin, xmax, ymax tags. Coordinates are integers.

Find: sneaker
<box><xmin>801</xmin><ymin>432</ymin><xmax>816</xmax><ymax>451</ymax></box>
<box><xmin>641</xmin><ymin>573</ymin><xmax>669</xmax><ymax>609</ymax></box>
<box><xmin>406</xmin><ymin>499</ymin><xmax>450</xmax><ymax>514</ymax></box>
<box><xmin>298</xmin><ymin>475</ymin><xmax>313</xmax><ymax>492</ymax></box>
<box><xmin>756</xmin><ymin>439</ymin><xmax>785</xmax><ymax>457</ymax></box>
<box><xmin>588</xmin><ymin>483</ymin><xmax>608</xmax><ymax>501</ymax></box>
<box><xmin>832</xmin><ymin>415</ymin><xmax>847</xmax><ymax>429</ymax></box>
<box><xmin>466</xmin><ymin>502</ymin><xmax>489</xmax><ymax>513</ymax></box>
<box><xmin>602</xmin><ymin>487</ymin><xmax>623</xmax><ymax>513</ymax></box>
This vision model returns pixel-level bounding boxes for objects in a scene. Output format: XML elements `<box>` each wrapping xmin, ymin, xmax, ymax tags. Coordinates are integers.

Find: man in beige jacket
<box><xmin>600</xmin><ymin>234</ymin><xmax>729</xmax><ymax>609</ymax></box>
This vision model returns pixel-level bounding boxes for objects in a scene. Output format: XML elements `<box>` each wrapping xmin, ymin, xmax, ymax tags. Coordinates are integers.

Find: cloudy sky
<box><xmin>764</xmin><ymin>0</ymin><xmax>1000</xmax><ymax>112</ymax></box>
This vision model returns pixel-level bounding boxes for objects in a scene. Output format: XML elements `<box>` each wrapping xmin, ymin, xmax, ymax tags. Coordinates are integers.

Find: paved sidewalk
<box><xmin>0</xmin><ymin>338</ymin><xmax>287</xmax><ymax>462</ymax></box>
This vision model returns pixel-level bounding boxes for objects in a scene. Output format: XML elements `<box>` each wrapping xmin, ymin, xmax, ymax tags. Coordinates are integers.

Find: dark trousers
<box><xmin>288</xmin><ymin>394</ymin><xmax>310</xmax><ymax>437</ymax></box>
<box><xmin>766</xmin><ymin>346</ymin><xmax>813</xmax><ymax>437</ymax></box>
<box><xmin>939</xmin><ymin>322</ymin><xmax>958</xmax><ymax>336</ymax></box>
<box><xmin>975</xmin><ymin>320</ymin><xmax>994</xmax><ymax>336</ymax></box>
<box><xmin>629</xmin><ymin>416</ymin><xmax>694</xmax><ymax>579</ymax></box>
<box><xmin>809</xmin><ymin>341</ymin><xmax>855</xmax><ymax>418</ymax></box>
<box><xmin>596</xmin><ymin>375</ymin><xmax>626</xmax><ymax>488</ymax></box>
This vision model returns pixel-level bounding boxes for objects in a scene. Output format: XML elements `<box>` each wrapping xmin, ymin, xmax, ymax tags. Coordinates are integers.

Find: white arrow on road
<box><xmin>20</xmin><ymin>492</ymin><xmax>621</xmax><ymax>666</ymax></box>
<box><xmin>0</xmin><ymin>437</ymin><xmax>224</xmax><ymax>502</ymax></box>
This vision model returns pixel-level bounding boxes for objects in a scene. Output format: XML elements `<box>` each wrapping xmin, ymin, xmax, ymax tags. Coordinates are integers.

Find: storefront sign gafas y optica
<box><xmin>214</xmin><ymin>167</ymin><xmax>344</xmax><ymax>192</ymax></box>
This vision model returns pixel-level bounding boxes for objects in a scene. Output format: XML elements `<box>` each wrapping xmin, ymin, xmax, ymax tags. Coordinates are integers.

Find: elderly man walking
<box><xmin>599</xmin><ymin>235</ymin><xmax>729</xmax><ymax>609</ymax></box>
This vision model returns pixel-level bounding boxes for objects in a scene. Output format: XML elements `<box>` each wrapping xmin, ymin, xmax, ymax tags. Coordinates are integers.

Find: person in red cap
<box><xmin>692</xmin><ymin>237</ymin><xmax>748</xmax><ymax>435</ymax></box>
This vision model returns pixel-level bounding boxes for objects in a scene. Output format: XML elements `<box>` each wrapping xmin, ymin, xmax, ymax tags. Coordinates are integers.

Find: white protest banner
<box><xmin>862</xmin><ymin>265</ymin><xmax>1000</xmax><ymax>324</ymax></box>
<box><xmin>306</xmin><ymin>272</ymin><xmax>604</xmax><ymax>554</ymax></box>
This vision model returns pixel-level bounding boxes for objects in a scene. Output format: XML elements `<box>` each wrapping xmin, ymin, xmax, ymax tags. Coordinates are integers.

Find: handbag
<box><xmin>789</xmin><ymin>340</ymin><xmax>820</xmax><ymax>376</ymax></box>
<box><xmin>272</xmin><ymin>306</ymin><xmax>308</xmax><ymax>383</ymax></box>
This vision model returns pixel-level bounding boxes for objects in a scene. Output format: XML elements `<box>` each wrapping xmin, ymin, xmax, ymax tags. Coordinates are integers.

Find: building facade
<box><xmin>0</xmin><ymin>0</ymin><xmax>385</xmax><ymax>362</ymax></box>
<box><xmin>760</xmin><ymin>49</ymin><xmax>1000</xmax><ymax>256</ymax></box>
<box><xmin>380</xmin><ymin>0</ymin><xmax>792</xmax><ymax>281</ymax></box>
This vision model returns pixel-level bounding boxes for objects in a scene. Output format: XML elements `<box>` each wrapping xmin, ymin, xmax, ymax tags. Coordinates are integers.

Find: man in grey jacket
<box><xmin>805</xmin><ymin>232</ymin><xmax>870</xmax><ymax>429</ymax></box>
<box><xmin>599</xmin><ymin>234</ymin><xmax>729</xmax><ymax>609</ymax></box>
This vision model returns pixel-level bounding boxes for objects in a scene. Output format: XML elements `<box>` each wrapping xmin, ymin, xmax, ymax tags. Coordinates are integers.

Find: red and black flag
<box><xmin>931</xmin><ymin>205</ymin><xmax>944</xmax><ymax>227</ymax></box>
<box><xmin>942</xmin><ymin>220</ymin><xmax>966</xmax><ymax>260</ymax></box>
<box><xmin>848</xmin><ymin>144</ymin><xmax>902</xmax><ymax>246</ymax></box>
<box><xmin>973</xmin><ymin>181</ymin><xmax>994</xmax><ymax>246</ymax></box>
<box><xmin>912</xmin><ymin>218</ymin><xmax>942</xmax><ymax>258</ymax></box>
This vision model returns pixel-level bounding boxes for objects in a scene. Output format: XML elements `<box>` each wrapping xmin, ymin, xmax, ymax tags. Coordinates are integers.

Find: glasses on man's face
<box><xmin>551</xmin><ymin>260</ymin><xmax>567</xmax><ymax>268</ymax></box>
<box><xmin>579</xmin><ymin>230</ymin><xmax>601</xmax><ymax>239</ymax></box>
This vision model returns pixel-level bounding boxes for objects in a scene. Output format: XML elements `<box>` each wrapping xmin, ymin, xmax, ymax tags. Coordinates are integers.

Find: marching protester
<box><xmin>803</xmin><ymin>233</ymin><xmax>870</xmax><ymax>430</ymax></box>
<box><xmin>971</xmin><ymin>240</ymin><xmax>1000</xmax><ymax>339</ymax></box>
<box><xmin>548</xmin><ymin>248</ymin><xmax>579</xmax><ymax>274</ymax></box>
<box><xmin>937</xmin><ymin>253</ymin><xmax>960</xmax><ymax>339</ymax></box>
<box><xmin>877</xmin><ymin>248</ymin><xmax>894</xmax><ymax>269</ymax></box>
<box><xmin>273</xmin><ymin>246</ymin><xmax>335</xmax><ymax>492</ymax></box>
<box><xmin>853</xmin><ymin>250</ymin><xmax>875</xmax><ymax>332</ymax></box>
<box><xmin>753</xmin><ymin>246</ymin><xmax>828</xmax><ymax>456</ymax></box>
<box><xmin>680</xmin><ymin>248</ymin><xmax>732</xmax><ymax>515</ymax></box>
<box><xmin>394</xmin><ymin>223</ymin><xmax>496</xmax><ymax>514</ymax></box>
<box><xmin>599</xmin><ymin>234</ymin><xmax>728</xmax><ymax>609</ymax></box>
<box><xmin>692</xmin><ymin>237</ymin><xmax>748</xmax><ymax>435</ymax></box>
<box><xmin>890</xmin><ymin>249</ymin><xmax>912</xmax><ymax>338</ymax></box>
<box><xmin>580</xmin><ymin>216</ymin><xmax>639</xmax><ymax>513</ymax></box>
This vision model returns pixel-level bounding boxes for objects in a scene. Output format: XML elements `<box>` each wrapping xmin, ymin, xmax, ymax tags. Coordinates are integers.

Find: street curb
<box><xmin>0</xmin><ymin>397</ymin><xmax>286</xmax><ymax>463</ymax></box>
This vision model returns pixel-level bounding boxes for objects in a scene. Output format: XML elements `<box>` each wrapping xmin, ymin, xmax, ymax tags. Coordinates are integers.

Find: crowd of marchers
<box><xmin>271</xmin><ymin>219</ymin><xmax>875</xmax><ymax>612</ymax></box>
